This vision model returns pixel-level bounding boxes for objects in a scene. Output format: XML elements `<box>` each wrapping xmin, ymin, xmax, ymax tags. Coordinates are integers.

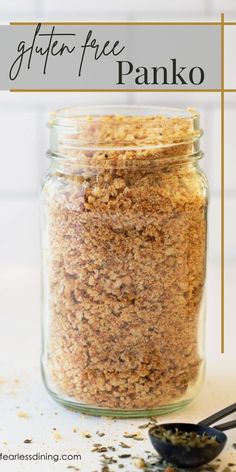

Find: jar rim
<box><xmin>48</xmin><ymin>105</ymin><xmax>199</xmax><ymax>128</ymax></box>
<box><xmin>48</xmin><ymin>104</ymin><xmax>203</xmax><ymax>158</ymax></box>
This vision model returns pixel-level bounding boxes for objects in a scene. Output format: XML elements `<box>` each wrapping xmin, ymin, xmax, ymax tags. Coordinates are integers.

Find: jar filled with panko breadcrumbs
<box><xmin>41</xmin><ymin>106</ymin><xmax>208</xmax><ymax>417</ymax></box>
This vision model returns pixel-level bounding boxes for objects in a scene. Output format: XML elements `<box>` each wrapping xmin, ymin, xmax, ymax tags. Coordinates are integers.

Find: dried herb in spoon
<box><xmin>151</xmin><ymin>426</ymin><xmax>219</xmax><ymax>448</ymax></box>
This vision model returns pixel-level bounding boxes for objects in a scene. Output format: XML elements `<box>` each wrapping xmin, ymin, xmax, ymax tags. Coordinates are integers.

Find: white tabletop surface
<box><xmin>0</xmin><ymin>262</ymin><xmax>235</xmax><ymax>472</ymax></box>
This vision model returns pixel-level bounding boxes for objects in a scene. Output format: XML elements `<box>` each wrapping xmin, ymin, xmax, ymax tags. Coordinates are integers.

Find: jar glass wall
<box><xmin>41</xmin><ymin>106</ymin><xmax>208</xmax><ymax>417</ymax></box>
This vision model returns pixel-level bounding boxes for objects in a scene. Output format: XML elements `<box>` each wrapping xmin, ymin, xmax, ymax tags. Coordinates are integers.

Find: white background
<box><xmin>0</xmin><ymin>2</ymin><xmax>236</xmax><ymax>471</ymax></box>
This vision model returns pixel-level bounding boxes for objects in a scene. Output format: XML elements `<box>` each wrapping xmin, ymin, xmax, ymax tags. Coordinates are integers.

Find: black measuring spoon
<box><xmin>149</xmin><ymin>403</ymin><xmax>236</xmax><ymax>468</ymax></box>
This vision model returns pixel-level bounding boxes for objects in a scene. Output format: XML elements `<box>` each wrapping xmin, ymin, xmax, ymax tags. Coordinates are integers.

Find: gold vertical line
<box><xmin>221</xmin><ymin>13</ymin><xmax>225</xmax><ymax>354</ymax></box>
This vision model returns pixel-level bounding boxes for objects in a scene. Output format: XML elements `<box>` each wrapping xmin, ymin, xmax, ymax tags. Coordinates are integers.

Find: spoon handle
<box><xmin>198</xmin><ymin>403</ymin><xmax>236</xmax><ymax>426</ymax></box>
<box><xmin>214</xmin><ymin>420</ymin><xmax>236</xmax><ymax>431</ymax></box>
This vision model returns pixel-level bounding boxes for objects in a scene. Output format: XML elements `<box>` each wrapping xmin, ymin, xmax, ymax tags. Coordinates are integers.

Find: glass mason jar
<box><xmin>41</xmin><ymin>106</ymin><xmax>208</xmax><ymax>417</ymax></box>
